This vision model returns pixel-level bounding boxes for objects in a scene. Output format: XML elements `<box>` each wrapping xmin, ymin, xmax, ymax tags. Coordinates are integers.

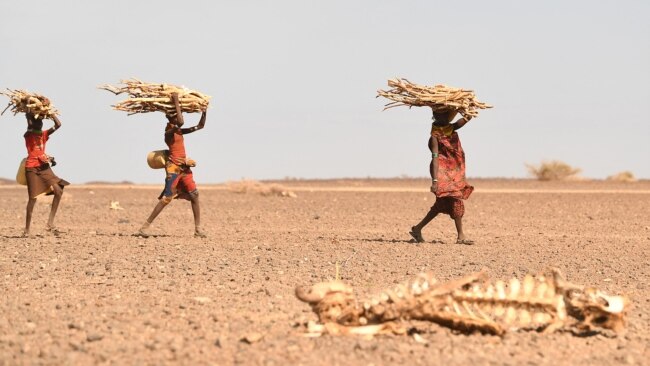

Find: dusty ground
<box><xmin>0</xmin><ymin>179</ymin><xmax>649</xmax><ymax>365</ymax></box>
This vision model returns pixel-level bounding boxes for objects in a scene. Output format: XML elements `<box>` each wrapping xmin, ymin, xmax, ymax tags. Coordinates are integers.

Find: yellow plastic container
<box><xmin>16</xmin><ymin>158</ymin><xmax>27</xmax><ymax>185</ymax></box>
<box><xmin>147</xmin><ymin>150</ymin><xmax>169</xmax><ymax>169</ymax></box>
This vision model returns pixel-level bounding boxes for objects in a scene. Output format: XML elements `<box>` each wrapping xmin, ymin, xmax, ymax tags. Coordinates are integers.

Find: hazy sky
<box><xmin>1</xmin><ymin>0</ymin><xmax>648</xmax><ymax>183</ymax></box>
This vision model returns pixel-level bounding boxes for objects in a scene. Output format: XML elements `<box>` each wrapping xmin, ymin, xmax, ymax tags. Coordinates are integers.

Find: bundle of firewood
<box><xmin>99</xmin><ymin>78</ymin><xmax>211</xmax><ymax>115</ymax></box>
<box><xmin>0</xmin><ymin>89</ymin><xmax>60</xmax><ymax>119</ymax></box>
<box><xmin>377</xmin><ymin>78</ymin><xmax>492</xmax><ymax>118</ymax></box>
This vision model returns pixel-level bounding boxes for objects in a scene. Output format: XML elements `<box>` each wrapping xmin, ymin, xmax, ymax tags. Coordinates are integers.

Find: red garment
<box><xmin>24</xmin><ymin>130</ymin><xmax>50</xmax><ymax>168</ymax></box>
<box><xmin>165</xmin><ymin>130</ymin><xmax>187</xmax><ymax>165</ymax></box>
<box><xmin>159</xmin><ymin>161</ymin><xmax>197</xmax><ymax>200</ymax></box>
<box><xmin>174</xmin><ymin>171</ymin><xmax>197</xmax><ymax>199</ymax></box>
<box><xmin>430</xmin><ymin>197</ymin><xmax>465</xmax><ymax>219</ymax></box>
<box><xmin>430</xmin><ymin>125</ymin><xmax>474</xmax><ymax>199</ymax></box>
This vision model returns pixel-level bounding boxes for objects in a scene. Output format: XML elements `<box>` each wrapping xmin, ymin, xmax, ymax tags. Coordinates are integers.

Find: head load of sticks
<box><xmin>0</xmin><ymin>89</ymin><xmax>60</xmax><ymax>119</ymax></box>
<box><xmin>377</xmin><ymin>78</ymin><xmax>492</xmax><ymax>119</ymax></box>
<box><xmin>99</xmin><ymin>78</ymin><xmax>211</xmax><ymax>116</ymax></box>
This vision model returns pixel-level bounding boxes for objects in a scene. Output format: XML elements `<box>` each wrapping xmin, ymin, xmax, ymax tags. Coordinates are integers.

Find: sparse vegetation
<box><xmin>226</xmin><ymin>179</ymin><xmax>297</xmax><ymax>198</ymax></box>
<box><xmin>607</xmin><ymin>171</ymin><xmax>637</xmax><ymax>183</ymax></box>
<box><xmin>526</xmin><ymin>160</ymin><xmax>581</xmax><ymax>181</ymax></box>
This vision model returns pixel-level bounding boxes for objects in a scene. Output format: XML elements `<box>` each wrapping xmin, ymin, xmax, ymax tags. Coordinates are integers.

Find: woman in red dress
<box><xmin>138</xmin><ymin>93</ymin><xmax>207</xmax><ymax>238</ymax></box>
<box><xmin>409</xmin><ymin>109</ymin><xmax>474</xmax><ymax>244</ymax></box>
<box><xmin>23</xmin><ymin>113</ymin><xmax>69</xmax><ymax>236</ymax></box>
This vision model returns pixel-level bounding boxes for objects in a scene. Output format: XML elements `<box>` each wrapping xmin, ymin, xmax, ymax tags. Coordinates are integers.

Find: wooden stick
<box><xmin>98</xmin><ymin>78</ymin><xmax>211</xmax><ymax>116</ymax></box>
<box><xmin>0</xmin><ymin>89</ymin><xmax>60</xmax><ymax>119</ymax></box>
<box><xmin>377</xmin><ymin>78</ymin><xmax>492</xmax><ymax>119</ymax></box>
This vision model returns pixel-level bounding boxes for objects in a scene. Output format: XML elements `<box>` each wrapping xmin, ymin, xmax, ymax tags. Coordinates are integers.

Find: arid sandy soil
<box><xmin>1</xmin><ymin>179</ymin><xmax>649</xmax><ymax>365</ymax></box>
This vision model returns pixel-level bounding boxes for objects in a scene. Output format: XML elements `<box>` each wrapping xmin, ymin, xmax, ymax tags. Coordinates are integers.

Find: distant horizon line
<box><xmin>1</xmin><ymin>175</ymin><xmax>648</xmax><ymax>186</ymax></box>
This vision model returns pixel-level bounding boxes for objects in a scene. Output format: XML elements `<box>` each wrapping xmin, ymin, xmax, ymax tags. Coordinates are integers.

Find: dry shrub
<box><xmin>607</xmin><ymin>171</ymin><xmax>637</xmax><ymax>183</ymax></box>
<box><xmin>526</xmin><ymin>160</ymin><xmax>581</xmax><ymax>181</ymax></box>
<box><xmin>226</xmin><ymin>179</ymin><xmax>297</xmax><ymax>198</ymax></box>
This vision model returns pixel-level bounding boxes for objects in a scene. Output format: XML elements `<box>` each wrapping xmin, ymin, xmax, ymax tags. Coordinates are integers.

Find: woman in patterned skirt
<box><xmin>410</xmin><ymin>109</ymin><xmax>474</xmax><ymax>245</ymax></box>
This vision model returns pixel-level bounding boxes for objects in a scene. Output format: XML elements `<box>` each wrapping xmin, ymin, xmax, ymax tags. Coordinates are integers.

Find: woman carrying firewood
<box><xmin>409</xmin><ymin>109</ymin><xmax>474</xmax><ymax>245</ymax></box>
<box><xmin>138</xmin><ymin>93</ymin><xmax>207</xmax><ymax>238</ymax></box>
<box><xmin>23</xmin><ymin>112</ymin><xmax>69</xmax><ymax>236</ymax></box>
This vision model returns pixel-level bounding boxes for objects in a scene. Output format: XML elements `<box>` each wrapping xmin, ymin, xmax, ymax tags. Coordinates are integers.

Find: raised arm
<box><xmin>452</xmin><ymin>116</ymin><xmax>472</xmax><ymax>130</ymax></box>
<box><xmin>430</xmin><ymin>136</ymin><xmax>439</xmax><ymax>193</ymax></box>
<box><xmin>180</xmin><ymin>111</ymin><xmax>207</xmax><ymax>135</ymax></box>
<box><xmin>25</xmin><ymin>113</ymin><xmax>35</xmax><ymax>129</ymax></box>
<box><xmin>47</xmin><ymin>115</ymin><xmax>62</xmax><ymax>135</ymax></box>
<box><xmin>171</xmin><ymin>93</ymin><xmax>185</xmax><ymax>127</ymax></box>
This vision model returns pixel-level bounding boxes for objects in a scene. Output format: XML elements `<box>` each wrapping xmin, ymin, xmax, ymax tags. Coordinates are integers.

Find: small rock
<box><xmin>241</xmin><ymin>332</ymin><xmax>264</xmax><ymax>344</ymax></box>
<box><xmin>69</xmin><ymin>341</ymin><xmax>85</xmax><ymax>352</ymax></box>
<box><xmin>86</xmin><ymin>333</ymin><xmax>103</xmax><ymax>342</ymax></box>
<box><xmin>193</xmin><ymin>296</ymin><xmax>212</xmax><ymax>304</ymax></box>
<box><xmin>68</xmin><ymin>322</ymin><xmax>84</xmax><ymax>330</ymax></box>
<box><xmin>214</xmin><ymin>337</ymin><xmax>223</xmax><ymax>348</ymax></box>
<box><xmin>412</xmin><ymin>333</ymin><xmax>428</xmax><ymax>344</ymax></box>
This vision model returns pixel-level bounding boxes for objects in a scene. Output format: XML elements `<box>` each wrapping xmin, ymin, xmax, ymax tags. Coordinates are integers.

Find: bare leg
<box><xmin>454</xmin><ymin>217</ymin><xmax>464</xmax><ymax>241</ymax></box>
<box><xmin>410</xmin><ymin>209</ymin><xmax>438</xmax><ymax>243</ymax></box>
<box><xmin>190</xmin><ymin>192</ymin><xmax>206</xmax><ymax>238</ymax></box>
<box><xmin>414</xmin><ymin>209</ymin><xmax>439</xmax><ymax>231</ymax></box>
<box><xmin>138</xmin><ymin>199</ymin><xmax>170</xmax><ymax>236</ymax></box>
<box><xmin>454</xmin><ymin>217</ymin><xmax>474</xmax><ymax>245</ymax></box>
<box><xmin>46</xmin><ymin>184</ymin><xmax>63</xmax><ymax>231</ymax></box>
<box><xmin>146</xmin><ymin>200</ymin><xmax>168</xmax><ymax>224</ymax></box>
<box><xmin>24</xmin><ymin>197</ymin><xmax>37</xmax><ymax>236</ymax></box>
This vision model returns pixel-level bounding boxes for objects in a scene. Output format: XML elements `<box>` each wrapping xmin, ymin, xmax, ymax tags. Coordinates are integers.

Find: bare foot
<box><xmin>46</xmin><ymin>226</ymin><xmax>63</xmax><ymax>236</ymax></box>
<box><xmin>456</xmin><ymin>238</ymin><xmax>475</xmax><ymax>245</ymax></box>
<box><xmin>22</xmin><ymin>229</ymin><xmax>31</xmax><ymax>238</ymax></box>
<box><xmin>136</xmin><ymin>222</ymin><xmax>152</xmax><ymax>238</ymax></box>
<box><xmin>194</xmin><ymin>227</ymin><xmax>207</xmax><ymax>238</ymax></box>
<box><xmin>409</xmin><ymin>227</ymin><xmax>425</xmax><ymax>243</ymax></box>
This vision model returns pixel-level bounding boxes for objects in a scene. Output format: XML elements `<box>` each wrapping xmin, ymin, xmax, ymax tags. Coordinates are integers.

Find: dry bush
<box><xmin>526</xmin><ymin>160</ymin><xmax>581</xmax><ymax>181</ymax></box>
<box><xmin>226</xmin><ymin>179</ymin><xmax>297</xmax><ymax>198</ymax></box>
<box><xmin>607</xmin><ymin>171</ymin><xmax>637</xmax><ymax>183</ymax></box>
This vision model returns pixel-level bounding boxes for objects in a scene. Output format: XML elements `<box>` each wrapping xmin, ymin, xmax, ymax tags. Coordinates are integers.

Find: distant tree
<box><xmin>606</xmin><ymin>171</ymin><xmax>637</xmax><ymax>182</ymax></box>
<box><xmin>526</xmin><ymin>160</ymin><xmax>581</xmax><ymax>181</ymax></box>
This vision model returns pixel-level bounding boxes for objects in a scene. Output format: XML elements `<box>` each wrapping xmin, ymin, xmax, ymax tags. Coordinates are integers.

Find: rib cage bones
<box><xmin>295</xmin><ymin>269</ymin><xmax>627</xmax><ymax>336</ymax></box>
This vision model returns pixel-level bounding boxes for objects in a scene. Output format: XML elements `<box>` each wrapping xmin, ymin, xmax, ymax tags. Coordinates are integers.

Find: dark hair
<box><xmin>433</xmin><ymin>109</ymin><xmax>457</xmax><ymax>123</ymax></box>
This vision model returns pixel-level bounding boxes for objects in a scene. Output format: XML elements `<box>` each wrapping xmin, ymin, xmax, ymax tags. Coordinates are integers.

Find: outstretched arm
<box><xmin>430</xmin><ymin>136</ymin><xmax>439</xmax><ymax>193</ymax></box>
<box><xmin>452</xmin><ymin>116</ymin><xmax>472</xmax><ymax>130</ymax></box>
<box><xmin>180</xmin><ymin>111</ymin><xmax>207</xmax><ymax>135</ymax></box>
<box><xmin>47</xmin><ymin>115</ymin><xmax>62</xmax><ymax>135</ymax></box>
<box><xmin>171</xmin><ymin>93</ymin><xmax>185</xmax><ymax>127</ymax></box>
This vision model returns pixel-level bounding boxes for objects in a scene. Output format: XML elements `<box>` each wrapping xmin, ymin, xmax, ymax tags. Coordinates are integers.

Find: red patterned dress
<box><xmin>428</xmin><ymin>124</ymin><xmax>474</xmax><ymax>218</ymax></box>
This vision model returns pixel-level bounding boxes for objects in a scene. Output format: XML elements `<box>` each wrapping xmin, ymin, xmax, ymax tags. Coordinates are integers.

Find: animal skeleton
<box><xmin>296</xmin><ymin>269</ymin><xmax>627</xmax><ymax>337</ymax></box>
<box><xmin>377</xmin><ymin>78</ymin><xmax>492</xmax><ymax>118</ymax></box>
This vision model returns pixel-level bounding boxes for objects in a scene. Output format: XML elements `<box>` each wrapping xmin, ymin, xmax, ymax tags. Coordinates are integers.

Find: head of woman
<box><xmin>432</xmin><ymin>109</ymin><xmax>458</xmax><ymax>125</ymax></box>
<box><xmin>165</xmin><ymin>113</ymin><xmax>178</xmax><ymax>130</ymax></box>
<box><xmin>26</xmin><ymin>113</ymin><xmax>43</xmax><ymax>130</ymax></box>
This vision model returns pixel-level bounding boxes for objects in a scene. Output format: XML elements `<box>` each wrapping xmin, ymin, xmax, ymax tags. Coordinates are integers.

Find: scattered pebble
<box><xmin>86</xmin><ymin>333</ymin><xmax>103</xmax><ymax>342</ymax></box>
<box><xmin>412</xmin><ymin>333</ymin><xmax>428</xmax><ymax>344</ymax></box>
<box><xmin>241</xmin><ymin>332</ymin><xmax>264</xmax><ymax>344</ymax></box>
<box><xmin>193</xmin><ymin>296</ymin><xmax>212</xmax><ymax>304</ymax></box>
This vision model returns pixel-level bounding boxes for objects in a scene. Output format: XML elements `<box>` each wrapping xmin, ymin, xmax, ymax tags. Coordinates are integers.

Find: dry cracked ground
<box><xmin>0</xmin><ymin>179</ymin><xmax>649</xmax><ymax>365</ymax></box>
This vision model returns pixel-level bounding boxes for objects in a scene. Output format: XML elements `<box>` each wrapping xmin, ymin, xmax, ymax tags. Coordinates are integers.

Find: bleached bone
<box><xmin>296</xmin><ymin>269</ymin><xmax>628</xmax><ymax>337</ymax></box>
